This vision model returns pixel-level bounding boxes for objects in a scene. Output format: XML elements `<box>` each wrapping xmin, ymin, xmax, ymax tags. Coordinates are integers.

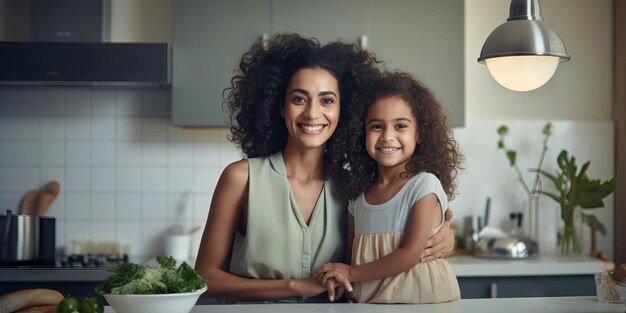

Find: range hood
<box><xmin>0</xmin><ymin>41</ymin><xmax>169</xmax><ymax>87</ymax></box>
<box><xmin>0</xmin><ymin>0</ymin><xmax>170</xmax><ymax>87</ymax></box>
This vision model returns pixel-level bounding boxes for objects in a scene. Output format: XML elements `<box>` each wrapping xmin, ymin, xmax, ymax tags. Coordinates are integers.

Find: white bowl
<box><xmin>102</xmin><ymin>286</ymin><xmax>207</xmax><ymax>313</ymax></box>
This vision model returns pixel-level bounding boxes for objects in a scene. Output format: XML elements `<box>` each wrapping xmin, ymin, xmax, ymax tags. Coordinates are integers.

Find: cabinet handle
<box><xmin>359</xmin><ymin>35</ymin><xmax>368</xmax><ymax>49</ymax></box>
<box><xmin>490</xmin><ymin>283</ymin><xmax>498</xmax><ymax>298</ymax></box>
<box><xmin>261</xmin><ymin>33</ymin><xmax>270</xmax><ymax>50</ymax></box>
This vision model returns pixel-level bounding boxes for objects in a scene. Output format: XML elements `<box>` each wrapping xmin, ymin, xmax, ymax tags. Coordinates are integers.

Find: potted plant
<box><xmin>497</xmin><ymin>122</ymin><xmax>553</xmax><ymax>240</ymax></box>
<box><xmin>533</xmin><ymin>150</ymin><xmax>617</xmax><ymax>255</ymax></box>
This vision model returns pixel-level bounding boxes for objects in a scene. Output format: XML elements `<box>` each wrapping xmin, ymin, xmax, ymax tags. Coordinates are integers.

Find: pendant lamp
<box><xmin>477</xmin><ymin>0</ymin><xmax>570</xmax><ymax>92</ymax></box>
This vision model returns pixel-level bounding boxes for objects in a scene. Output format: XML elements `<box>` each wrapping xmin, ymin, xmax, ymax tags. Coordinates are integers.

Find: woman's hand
<box><xmin>294</xmin><ymin>277</ymin><xmax>328</xmax><ymax>298</ymax></box>
<box><xmin>314</xmin><ymin>262</ymin><xmax>354</xmax><ymax>301</ymax></box>
<box><xmin>420</xmin><ymin>208</ymin><xmax>454</xmax><ymax>262</ymax></box>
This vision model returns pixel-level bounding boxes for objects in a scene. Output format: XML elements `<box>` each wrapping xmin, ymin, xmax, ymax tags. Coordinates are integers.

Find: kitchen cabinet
<box><xmin>458</xmin><ymin>275</ymin><xmax>595</xmax><ymax>298</ymax></box>
<box><xmin>368</xmin><ymin>0</ymin><xmax>464</xmax><ymax>127</ymax></box>
<box><xmin>172</xmin><ymin>1</ymin><xmax>464</xmax><ymax>127</ymax></box>
<box><xmin>172</xmin><ymin>0</ymin><xmax>271</xmax><ymax>126</ymax></box>
<box><xmin>449</xmin><ymin>255</ymin><xmax>602</xmax><ymax>298</ymax></box>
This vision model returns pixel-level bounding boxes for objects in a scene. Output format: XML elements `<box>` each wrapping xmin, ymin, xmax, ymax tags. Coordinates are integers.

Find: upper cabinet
<box><xmin>172</xmin><ymin>0</ymin><xmax>271</xmax><ymax>126</ymax></box>
<box><xmin>368</xmin><ymin>0</ymin><xmax>464</xmax><ymax>127</ymax></box>
<box><xmin>172</xmin><ymin>0</ymin><xmax>464</xmax><ymax>127</ymax></box>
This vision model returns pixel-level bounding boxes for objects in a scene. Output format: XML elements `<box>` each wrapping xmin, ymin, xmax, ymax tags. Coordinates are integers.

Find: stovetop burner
<box><xmin>58</xmin><ymin>254</ymin><xmax>129</xmax><ymax>268</ymax></box>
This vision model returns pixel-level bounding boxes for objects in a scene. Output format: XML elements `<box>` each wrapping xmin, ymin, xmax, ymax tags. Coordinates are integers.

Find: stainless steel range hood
<box><xmin>0</xmin><ymin>0</ymin><xmax>170</xmax><ymax>87</ymax></box>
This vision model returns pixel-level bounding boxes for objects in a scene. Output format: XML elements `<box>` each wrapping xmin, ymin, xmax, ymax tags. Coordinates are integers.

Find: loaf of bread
<box><xmin>14</xmin><ymin>305</ymin><xmax>57</xmax><ymax>313</ymax></box>
<box><xmin>0</xmin><ymin>289</ymin><xmax>63</xmax><ymax>313</ymax></box>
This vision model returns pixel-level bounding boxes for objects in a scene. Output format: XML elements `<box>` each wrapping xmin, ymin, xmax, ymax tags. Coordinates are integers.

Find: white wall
<box><xmin>455</xmin><ymin>0</ymin><xmax>615</xmax><ymax>257</ymax></box>
<box><xmin>465</xmin><ymin>0</ymin><xmax>613</xmax><ymax>122</ymax></box>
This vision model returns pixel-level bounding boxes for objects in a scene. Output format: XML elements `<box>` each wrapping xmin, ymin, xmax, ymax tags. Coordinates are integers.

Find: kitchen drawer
<box><xmin>458</xmin><ymin>275</ymin><xmax>596</xmax><ymax>298</ymax></box>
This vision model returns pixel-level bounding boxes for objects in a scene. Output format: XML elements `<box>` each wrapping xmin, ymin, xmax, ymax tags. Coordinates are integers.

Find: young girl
<box><xmin>315</xmin><ymin>71</ymin><xmax>462</xmax><ymax>303</ymax></box>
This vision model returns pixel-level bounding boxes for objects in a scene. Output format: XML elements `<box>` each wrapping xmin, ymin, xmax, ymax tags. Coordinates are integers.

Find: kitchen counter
<box><xmin>102</xmin><ymin>296</ymin><xmax>624</xmax><ymax>313</ymax></box>
<box><xmin>448</xmin><ymin>254</ymin><xmax>604</xmax><ymax>277</ymax></box>
<box><xmin>0</xmin><ymin>254</ymin><xmax>603</xmax><ymax>282</ymax></box>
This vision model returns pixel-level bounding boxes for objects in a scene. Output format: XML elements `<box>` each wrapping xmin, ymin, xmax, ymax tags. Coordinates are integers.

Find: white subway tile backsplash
<box><xmin>116</xmin><ymin>142</ymin><xmax>142</xmax><ymax>165</ymax></box>
<box><xmin>91</xmin><ymin>194</ymin><xmax>115</xmax><ymax>219</ymax></box>
<box><xmin>91</xmin><ymin>142</ymin><xmax>115</xmax><ymax>165</ymax></box>
<box><xmin>0</xmin><ymin>87</ymin><xmax>239</xmax><ymax>257</ymax></box>
<box><xmin>141</xmin><ymin>141</ymin><xmax>166</xmax><ymax>165</ymax></box>
<box><xmin>116</xmin><ymin>194</ymin><xmax>141</xmax><ymax>219</ymax></box>
<box><xmin>220</xmin><ymin>142</ymin><xmax>242</xmax><ymax>166</ymax></box>
<box><xmin>167</xmin><ymin>168</ymin><xmax>193</xmax><ymax>192</ymax></box>
<box><xmin>65</xmin><ymin>89</ymin><xmax>91</xmax><ymax>115</ymax></box>
<box><xmin>91</xmin><ymin>168</ymin><xmax>115</xmax><ymax>192</ymax></box>
<box><xmin>64</xmin><ymin>220</ymin><xmax>91</xmax><ymax>243</ymax></box>
<box><xmin>142</xmin><ymin>194</ymin><xmax>167</xmax><ymax>219</ymax></box>
<box><xmin>139</xmin><ymin>221</ymin><xmax>168</xmax><ymax>256</ymax></box>
<box><xmin>116</xmin><ymin>90</ymin><xmax>142</xmax><ymax>116</ymax></box>
<box><xmin>142</xmin><ymin>168</ymin><xmax>166</xmax><ymax>192</ymax></box>
<box><xmin>46</xmin><ymin>194</ymin><xmax>65</xmax><ymax>219</ymax></box>
<box><xmin>41</xmin><ymin>89</ymin><xmax>66</xmax><ymax>115</ymax></box>
<box><xmin>0</xmin><ymin>193</ymin><xmax>22</xmax><ymax>213</ymax></box>
<box><xmin>115</xmin><ymin>221</ymin><xmax>142</xmax><ymax>255</ymax></box>
<box><xmin>116</xmin><ymin>167</ymin><xmax>141</xmax><ymax>192</ymax></box>
<box><xmin>0</xmin><ymin>89</ymin><xmax>41</xmax><ymax>115</ymax></box>
<box><xmin>65</xmin><ymin>141</ymin><xmax>91</xmax><ymax>165</ymax></box>
<box><xmin>168</xmin><ymin>141</ymin><xmax>193</xmax><ymax>166</ymax></box>
<box><xmin>1</xmin><ymin>118</ymin><xmax>40</xmax><ymax>139</ymax></box>
<box><xmin>39</xmin><ymin>168</ymin><xmax>64</xmax><ymax>187</ymax></box>
<box><xmin>91</xmin><ymin>117</ymin><xmax>116</xmax><ymax>139</ymax></box>
<box><xmin>193</xmin><ymin>168</ymin><xmax>221</xmax><ymax>193</ymax></box>
<box><xmin>168</xmin><ymin>191</ymin><xmax>193</xmax><ymax>221</ymax></box>
<box><xmin>142</xmin><ymin>118</ymin><xmax>167</xmax><ymax>140</ymax></box>
<box><xmin>40</xmin><ymin>117</ymin><xmax>66</xmax><ymax>139</ymax></box>
<box><xmin>193</xmin><ymin>142</ymin><xmax>221</xmax><ymax>166</ymax></box>
<box><xmin>65</xmin><ymin>168</ymin><xmax>90</xmax><ymax>192</ymax></box>
<box><xmin>91</xmin><ymin>90</ymin><xmax>116</xmax><ymax>115</ymax></box>
<box><xmin>0</xmin><ymin>168</ymin><xmax>40</xmax><ymax>192</ymax></box>
<box><xmin>40</xmin><ymin>140</ymin><xmax>65</xmax><ymax>165</ymax></box>
<box><xmin>1</xmin><ymin>141</ymin><xmax>39</xmax><ymax>165</ymax></box>
<box><xmin>65</xmin><ymin>117</ymin><xmax>90</xmax><ymax>139</ymax></box>
<box><xmin>90</xmin><ymin>221</ymin><xmax>116</xmax><ymax>241</ymax></box>
<box><xmin>116</xmin><ymin>117</ymin><xmax>142</xmax><ymax>139</ymax></box>
<box><xmin>65</xmin><ymin>194</ymin><xmax>91</xmax><ymax>219</ymax></box>
<box><xmin>193</xmin><ymin>194</ymin><xmax>211</xmax><ymax>220</ymax></box>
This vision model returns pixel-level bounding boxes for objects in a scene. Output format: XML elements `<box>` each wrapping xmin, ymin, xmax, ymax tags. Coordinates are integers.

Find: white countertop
<box><xmin>103</xmin><ymin>296</ymin><xmax>624</xmax><ymax>313</ymax></box>
<box><xmin>448</xmin><ymin>254</ymin><xmax>604</xmax><ymax>277</ymax></box>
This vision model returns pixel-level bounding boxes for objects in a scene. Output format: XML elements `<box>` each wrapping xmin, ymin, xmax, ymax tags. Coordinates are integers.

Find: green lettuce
<box><xmin>95</xmin><ymin>256</ymin><xmax>206</xmax><ymax>294</ymax></box>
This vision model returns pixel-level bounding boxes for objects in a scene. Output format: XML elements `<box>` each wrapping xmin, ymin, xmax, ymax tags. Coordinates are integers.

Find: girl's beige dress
<box><xmin>349</xmin><ymin>172</ymin><xmax>460</xmax><ymax>303</ymax></box>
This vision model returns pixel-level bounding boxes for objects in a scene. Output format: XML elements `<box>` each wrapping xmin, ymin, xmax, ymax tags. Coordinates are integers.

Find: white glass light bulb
<box><xmin>485</xmin><ymin>55</ymin><xmax>560</xmax><ymax>92</ymax></box>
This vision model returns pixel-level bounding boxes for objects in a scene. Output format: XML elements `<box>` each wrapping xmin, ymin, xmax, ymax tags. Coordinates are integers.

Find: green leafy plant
<box><xmin>95</xmin><ymin>256</ymin><xmax>206</xmax><ymax>295</ymax></box>
<box><xmin>533</xmin><ymin>150</ymin><xmax>616</xmax><ymax>254</ymax></box>
<box><xmin>497</xmin><ymin>122</ymin><xmax>553</xmax><ymax>195</ymax></box>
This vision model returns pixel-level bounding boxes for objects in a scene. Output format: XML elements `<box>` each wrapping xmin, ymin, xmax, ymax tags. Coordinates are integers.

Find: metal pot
<box><xmin>0</xmin><ymin>210</ymin><xmax>40</xmax><ymax>264</ymax></box>
<box><xmin>474</xmin><ymin>235</ymin><xmax>539</xmax><ymax>259</ymax></box>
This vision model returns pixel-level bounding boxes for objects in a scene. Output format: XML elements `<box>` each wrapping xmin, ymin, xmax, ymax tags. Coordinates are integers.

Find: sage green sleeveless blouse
<box><xmin>228</xmin><ymin>152</ymin><xmax>347</xmax><ymax>303</ymax></box>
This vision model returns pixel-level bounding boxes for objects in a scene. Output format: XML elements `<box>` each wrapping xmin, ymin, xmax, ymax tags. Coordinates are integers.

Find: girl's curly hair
<box><xmin>342</xmin><ymin>71</ymin><xmax>463</xmax><ymax>200</ymax></box>
<box><xmin>224</xmin><ymin>33</ymin><xmax>380</xmax><ymax>177</ymax></box>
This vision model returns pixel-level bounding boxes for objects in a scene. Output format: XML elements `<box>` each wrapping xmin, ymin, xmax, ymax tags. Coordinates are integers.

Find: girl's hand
<box><xmin>315</xmin><ymin>263</ymin><xmax>354</xmax><ymax>294</ymax></box>
<box><xmin>420</xmin><ymin>208</ymin><xmax>454</xmax><ymax>262</ymax></box>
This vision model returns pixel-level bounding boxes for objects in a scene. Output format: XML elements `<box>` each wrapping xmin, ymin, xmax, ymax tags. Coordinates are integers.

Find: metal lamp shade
<box><xmin>477</xmin><ymin>0</ymin><xmax>570</xmax><ymax>91</ymax></box>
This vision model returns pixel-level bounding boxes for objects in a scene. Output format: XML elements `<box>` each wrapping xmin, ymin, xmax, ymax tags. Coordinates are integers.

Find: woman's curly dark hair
<box><xmin>224</xmin><ymin>33</ymin><xmax>380</xmax><ymax>176</ymax></box>
<box><xmin>342</xmin><ymin>71</ymin><xmax>463</xmax><ymax>200</ymax></box>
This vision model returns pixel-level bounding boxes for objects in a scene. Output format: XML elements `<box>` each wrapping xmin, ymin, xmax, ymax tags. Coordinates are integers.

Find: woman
<box><xmin>194</xmin><ymin>33</ymin><xmax>454</xmax><ymax>303</ymax></box>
